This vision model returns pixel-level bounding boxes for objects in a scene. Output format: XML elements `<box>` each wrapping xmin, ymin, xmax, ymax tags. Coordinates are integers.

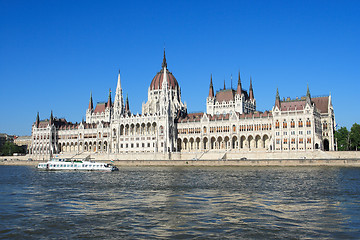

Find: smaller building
<box><xmin>14</xmin><ymin>136</ymin><xmax>32</xmax><ymax>153</ymax></box>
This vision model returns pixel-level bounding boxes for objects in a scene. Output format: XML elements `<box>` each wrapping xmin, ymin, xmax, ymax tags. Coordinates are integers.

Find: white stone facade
<box><xmin>29</xmin><ymin>53</ymin><xmax>336</xmax><ymax>157</ymax></box>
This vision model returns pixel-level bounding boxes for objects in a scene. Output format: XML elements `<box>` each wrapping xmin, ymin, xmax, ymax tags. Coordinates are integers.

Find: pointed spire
<box><xmin>223</xmin><ymin>78</ymin><xmax>226</xmax><ymax>90</ymax></box>
<box><xmin>231</xmin><ymin>74</ymin><xmax>233</xmax><ymax>89</ymax></box>
<box><xmin>236</xmin><ymin>71</ymin><xmax>242</xmax><ymax>95</ymax></box>
<box><xmin>117</xmin><ymin>70</ymin><xmax>122</xmax><ymax>89</ymax></box>
<box><xmin>50</xmin><ymin>110</ymin><xmax>53</xmax><ymax>125</ymax></box>
<box><xmin>36</xmin><ymin>112</ymin><xmax>40</xmax><ymax>127</ymax></box>
<box><xmin>208</xmin><ymin>74</ymin><xmax>214</xmax><ymax>98</ymax></box>
<box><xmin>114</xmin><ymin>70</ymin><xmax>124</xmax><ymax>115</ymax></box>
<box><xmin>107</xmin><ymin>88</ymin><xmax>112</xmax><ymax>108</ymax></box>
<box><xmin>125</xmin><ymin>94</ymin><xmax>129</xmax><ymax>112</ymax></box>
<box><xmin>88</xmin><ymin>91</ymin><xmax>93</xmax><ymax>110</ymax></box>
<box><xmin>249</xmin><ymin>76</ymin><xmax>254</xmax><ymax>100</ymax></box>
<box><xmin>162</xmin><ymin>48</ymin><xmax>167</xmax><ymax>69</ymax></box>
<box><xmin>275</xmin><ymin>88</ymin><xmax>281</xmax><ymax>109</ymax></box>
<box><xmin>306</xmin><ymin>84</ymin><xmax>311</xmax><ymax>99</ymax></box>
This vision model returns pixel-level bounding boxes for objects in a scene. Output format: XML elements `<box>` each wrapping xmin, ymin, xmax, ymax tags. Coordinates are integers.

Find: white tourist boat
<box><xmin>37</xmin><ymin>156</ymin><xmax>118</xmax><ymax>171</ymax></box>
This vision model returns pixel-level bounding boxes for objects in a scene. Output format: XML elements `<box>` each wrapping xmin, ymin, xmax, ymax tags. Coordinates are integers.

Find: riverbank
<box><xmin>1</xmin><ymin>150</ymin><xmax>360</xmax><ymax>167</ymax></box>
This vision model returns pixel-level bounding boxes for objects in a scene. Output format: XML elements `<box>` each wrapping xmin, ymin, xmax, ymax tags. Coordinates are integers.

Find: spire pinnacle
<box><xmin>249</xmin><ymin>76</ymin><xmax>254</xmax><ymax>100</ymax></box>
<box><xmin>208</xmin><ymin>74</ymin><xmax>214</xmax><ymax>98</ymax></box>
<box><xmin>50</xmin><ymin>110</ymin><xmax>53</xmax><ymax>125</ymax></box>
<box><xmin>223</xmin><ymin>78</ymin><xmax>226</xmax><ymax>90</ymax></box>
<box><xmin>125</xmin><ymin>94</ymin><xmax>130</xmax><ymax>112</ymax></box>
<box><xmin>162</xmin><ymin>48</ymin><xmax>167</xmax><ymax>69</ymax></box>
<box><xmin>88</xmin><ymin>91</ymin><xmax>93</xmax><ymax>110</ymax></box>
<box><xmin>107</xmin><ymin>88</ymin><xmax>112</xmax><ymax>108</ymax></box>
<box><xmin>236</xmin><ymin>71</ymin><xmax>242</xmax><ymax>95</ymax></box>
<box><xmin>36</xmin><ymin>112</ymin><xmax>40</xmax><ymax>127</ymax></box>
<box><xmin>306</xmin><ymin>84</ymin><xmax>311</xmax><ymax>99</ymax></box>
<box><xmin>275</xmin><ymin>88</ymin><xmax>281</xmax><ymax>108</ymax></box>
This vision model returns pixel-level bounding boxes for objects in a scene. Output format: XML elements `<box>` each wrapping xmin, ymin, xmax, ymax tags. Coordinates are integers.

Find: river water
<box><xmin>1</xmin><ymin>166</ymin><xmax>360</xmax><ymax>239</ymax></box>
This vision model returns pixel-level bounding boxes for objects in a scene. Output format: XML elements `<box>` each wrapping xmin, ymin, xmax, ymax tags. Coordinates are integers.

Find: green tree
<box><xmin>0</xmin><ymin>141</ymin><xmax>25</xmax><ymax>156</ymax></box>
<box><xmin>335</xmin><ymin>127</ymin><xmax>350</xmax><ymax>151</ymax></box>
<box><xmin>350</xmin><ymin>123</ymin><xmax>360</xmax><ymax>151</ymax></box>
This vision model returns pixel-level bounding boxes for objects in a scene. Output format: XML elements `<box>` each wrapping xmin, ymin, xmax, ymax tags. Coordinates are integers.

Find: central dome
<box><xmin>149</xmin><ymin>50</ymin><xmax>179</xmax><ymax>90</ymax></box>
<box><xmin>149</xmin><ymin>68</ymin><xmax>179</xmax><ymax>90</ymax></box>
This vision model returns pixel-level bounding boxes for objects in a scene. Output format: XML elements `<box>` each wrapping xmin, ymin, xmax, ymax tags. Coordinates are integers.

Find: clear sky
<box><xmin>1</xmin><ymin>0</ymin><xmax>359</xmax><ymax>136</ymax></box>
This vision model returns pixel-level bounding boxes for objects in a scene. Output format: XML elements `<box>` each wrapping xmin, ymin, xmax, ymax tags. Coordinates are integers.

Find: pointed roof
<box><xmin>107</xmin><ymin>88</ymin><xmax>112</xmax><ymax>108</ymax></box>
<box><xmin>223</xmin><ymin>79</ymin><xmax>226</xmax><ymax>90</ymax></box>
<box><xmin>117</xmin><ymin>70</ymin><xmax>122</xmax><ymax>90</ymax></box>
<box><xmin>306</xmin><ymin>84</ymin><xmax>311</xmax><ymax>99</ymax></box>
<box><xmin>208</xmin><ymin>74</ymin><xmax>214</xmax><ymax>98</ymax></box>
<box><xmin>36</xmin><ymin>112</ymin><xmax>40</xmax><ymax>127</ymax></box>
<box><xmin>125</xmin><ymin>94</ymin><xmax>129</xmax><ymax>112</ymax></box>
<box><xmin>50</xmin><ymin>110</ymin><xmax>54</xmax><ymax>125</ymax></box>
<box><xmin>249</xmin><ymin>76</ymin><xmax>254</xmax><ymax>100</ymax></box>
<box><xmin>275</xmin><ymin>88</ymin><xmax>281</xmax><ymax>108</ymax></box>
<box><xmin>236</xmin><ymin>71</ymin><xmax>242</xmax><ymax>95</ymax></box>
<box><xmin>88</xmin><ymin>92</ymin><xmax>93</xmax><ymax>110</ymax></box>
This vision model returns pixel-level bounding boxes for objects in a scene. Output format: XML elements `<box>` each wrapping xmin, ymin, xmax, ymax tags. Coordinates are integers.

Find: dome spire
<box><xmin>162</xmin><ymin>48</ymin><xmax>167</xmax><ymax>69</ymax></box>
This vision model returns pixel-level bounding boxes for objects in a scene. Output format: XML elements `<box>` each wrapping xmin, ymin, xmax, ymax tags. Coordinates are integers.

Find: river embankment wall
<box><xmin>1</xmin><ymin>151</ymin><xmax>360</xmax><ymax>166</ymax></box>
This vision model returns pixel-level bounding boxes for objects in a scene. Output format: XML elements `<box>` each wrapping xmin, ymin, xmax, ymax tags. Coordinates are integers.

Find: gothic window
<box><xmin>203</xmin><ymin>127</ymin><xmax>207</xmax><ymax>134</ymax></box>
<box><xmin>160</xmin><ymin>126</ymin><xmax>164</xmax><ymax>135</ymax></box>
<box><xmin>291</xmin><ymin>120</ymin><xmax>295</xmax><ymax>128</ymax></box>
<box><xmin>306</xmin><ymin>119</ymin><xmax>311</xmax><ymax>127</ymax></box>
<box><xmin>275</xmin><ymin>120</ymin><xmax>280</xmax><ymax>129</ymax></box>
<box><xmin>298</xmin><ymin>120</ymin><xmax>303</xmax><ymax>128</ymax></box>
<box><xmin>283</xmin><ymin>120</ymin><xmax>287</xmax><ymax>129</ymax></box>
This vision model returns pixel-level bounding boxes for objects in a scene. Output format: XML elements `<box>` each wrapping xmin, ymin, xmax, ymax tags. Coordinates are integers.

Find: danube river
<box><xmin>1</xmin><ymin>166</ymin><xmax>360</xmax><ymax>239</ymax></box>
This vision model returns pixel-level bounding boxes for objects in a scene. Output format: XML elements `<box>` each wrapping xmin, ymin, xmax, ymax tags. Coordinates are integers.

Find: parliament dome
<box><xmin>149</xmin><ymin>50</ymin><xmax>179</xmax><ymax>90</ymax></box>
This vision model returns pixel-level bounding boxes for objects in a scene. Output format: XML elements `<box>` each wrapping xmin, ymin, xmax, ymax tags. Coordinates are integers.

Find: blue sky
<box><xmin>1</xmin><ymin>0</ymin><xmax>359</xmax><ymax>136</ymax></box>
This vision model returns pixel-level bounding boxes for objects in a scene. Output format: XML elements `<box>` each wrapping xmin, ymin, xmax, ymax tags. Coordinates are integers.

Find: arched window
<box><xmin>283</xmin><ymin>120</ymin><xmax>287</xmax><ymax>129</ymax></box>
<box><xmin>290</xmin><ymin>120</ymin><xmax>295</xmax><ymax>128</ymax></box>
<box><xmin>275</xmin><ymin>120</ymin><xmax>280</xmax><ymax>129</ymax></box>
<box><xmin>298</xmin><ymin>119</ymin><xmax>303</xmax><ymax>128</ymax></box>
<box><xmin>306</xmin><ymin>119</ymin><xmax>311</xmax><ymax>127</ymax></box>
<box><xmin>160</xmin><ymin>126</ymin><xmax>164</xmax><ymax>135</ymax></box>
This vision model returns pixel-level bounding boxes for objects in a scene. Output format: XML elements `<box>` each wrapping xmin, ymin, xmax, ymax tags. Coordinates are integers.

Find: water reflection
<box><xmin>0</xmin><ymin>166</ymin><xmax>360</xmax><ymax>239</ymax></box>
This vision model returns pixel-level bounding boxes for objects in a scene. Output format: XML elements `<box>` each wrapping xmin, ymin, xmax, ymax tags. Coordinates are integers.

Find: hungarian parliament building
<box><xmin>30</xmin><ymin>51</ymin><xmax>335</xmax><ymax>156</ymax></box>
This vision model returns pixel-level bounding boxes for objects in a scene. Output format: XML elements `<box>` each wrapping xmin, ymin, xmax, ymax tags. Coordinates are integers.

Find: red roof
<box><xmin>94</xmin><ymin>103</ymin><xmax>107</xmax><ymax>113</ymax></box>
<box><xmin>215</xmin><ymin>89</ymin><xmax>235</xmax><ymax>102</ymax></box>
<box><xmin>312</xmin><ymin>96</ymin><xmax>329</xmax><ymax>113</ymax></box>
<box><xmin>150</xmin><ymin>69</ymin><xmax>179</xmax><ymax>90</ymax></box>
<box><xmin>280</xmin><ymin>100</ymin><xmax>306</xmax><ymax>111</ymax></box>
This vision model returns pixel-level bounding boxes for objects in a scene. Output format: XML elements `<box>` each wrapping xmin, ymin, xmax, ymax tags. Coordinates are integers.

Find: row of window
<box><xmin>275</xmin><ymin>130</ymin><xmax>311</xmax><ymax>136</ymax></box>
<box><xmin>275</xmin><ymin>138</ymin><xmax>312</xmax><ymax>144</ymax></box>
<box><xmin>178</xmin><ymin>124</ymin><xmax>271</xmax><ymax>135</ymax></box>
<box><xmin>120</xmin><ymin>142</ymin><xmax>154</xmax><ymax>148</ymax></box>
<box><xmin>275</xmin><ymin>119</ymin><xmax>311</xmax><ymax>129</ymax></box>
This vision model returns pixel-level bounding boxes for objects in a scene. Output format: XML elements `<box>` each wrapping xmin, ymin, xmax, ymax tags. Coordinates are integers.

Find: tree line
<box><xmin>335</xmin><ymin>123</ymin><xmax>360</xmax><ymax>151</ymax></box>
<box><xmin>0</xmin><ymin>141</ymin><xmax>26</xmax><ymax>156</ymax></box>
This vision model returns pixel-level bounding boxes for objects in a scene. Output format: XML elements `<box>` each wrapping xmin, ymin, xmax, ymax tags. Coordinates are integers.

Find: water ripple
<box><xmin>1</xmin><ymin>166</ymin><xmax>360</xmax><ymax>239</ymax></box>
